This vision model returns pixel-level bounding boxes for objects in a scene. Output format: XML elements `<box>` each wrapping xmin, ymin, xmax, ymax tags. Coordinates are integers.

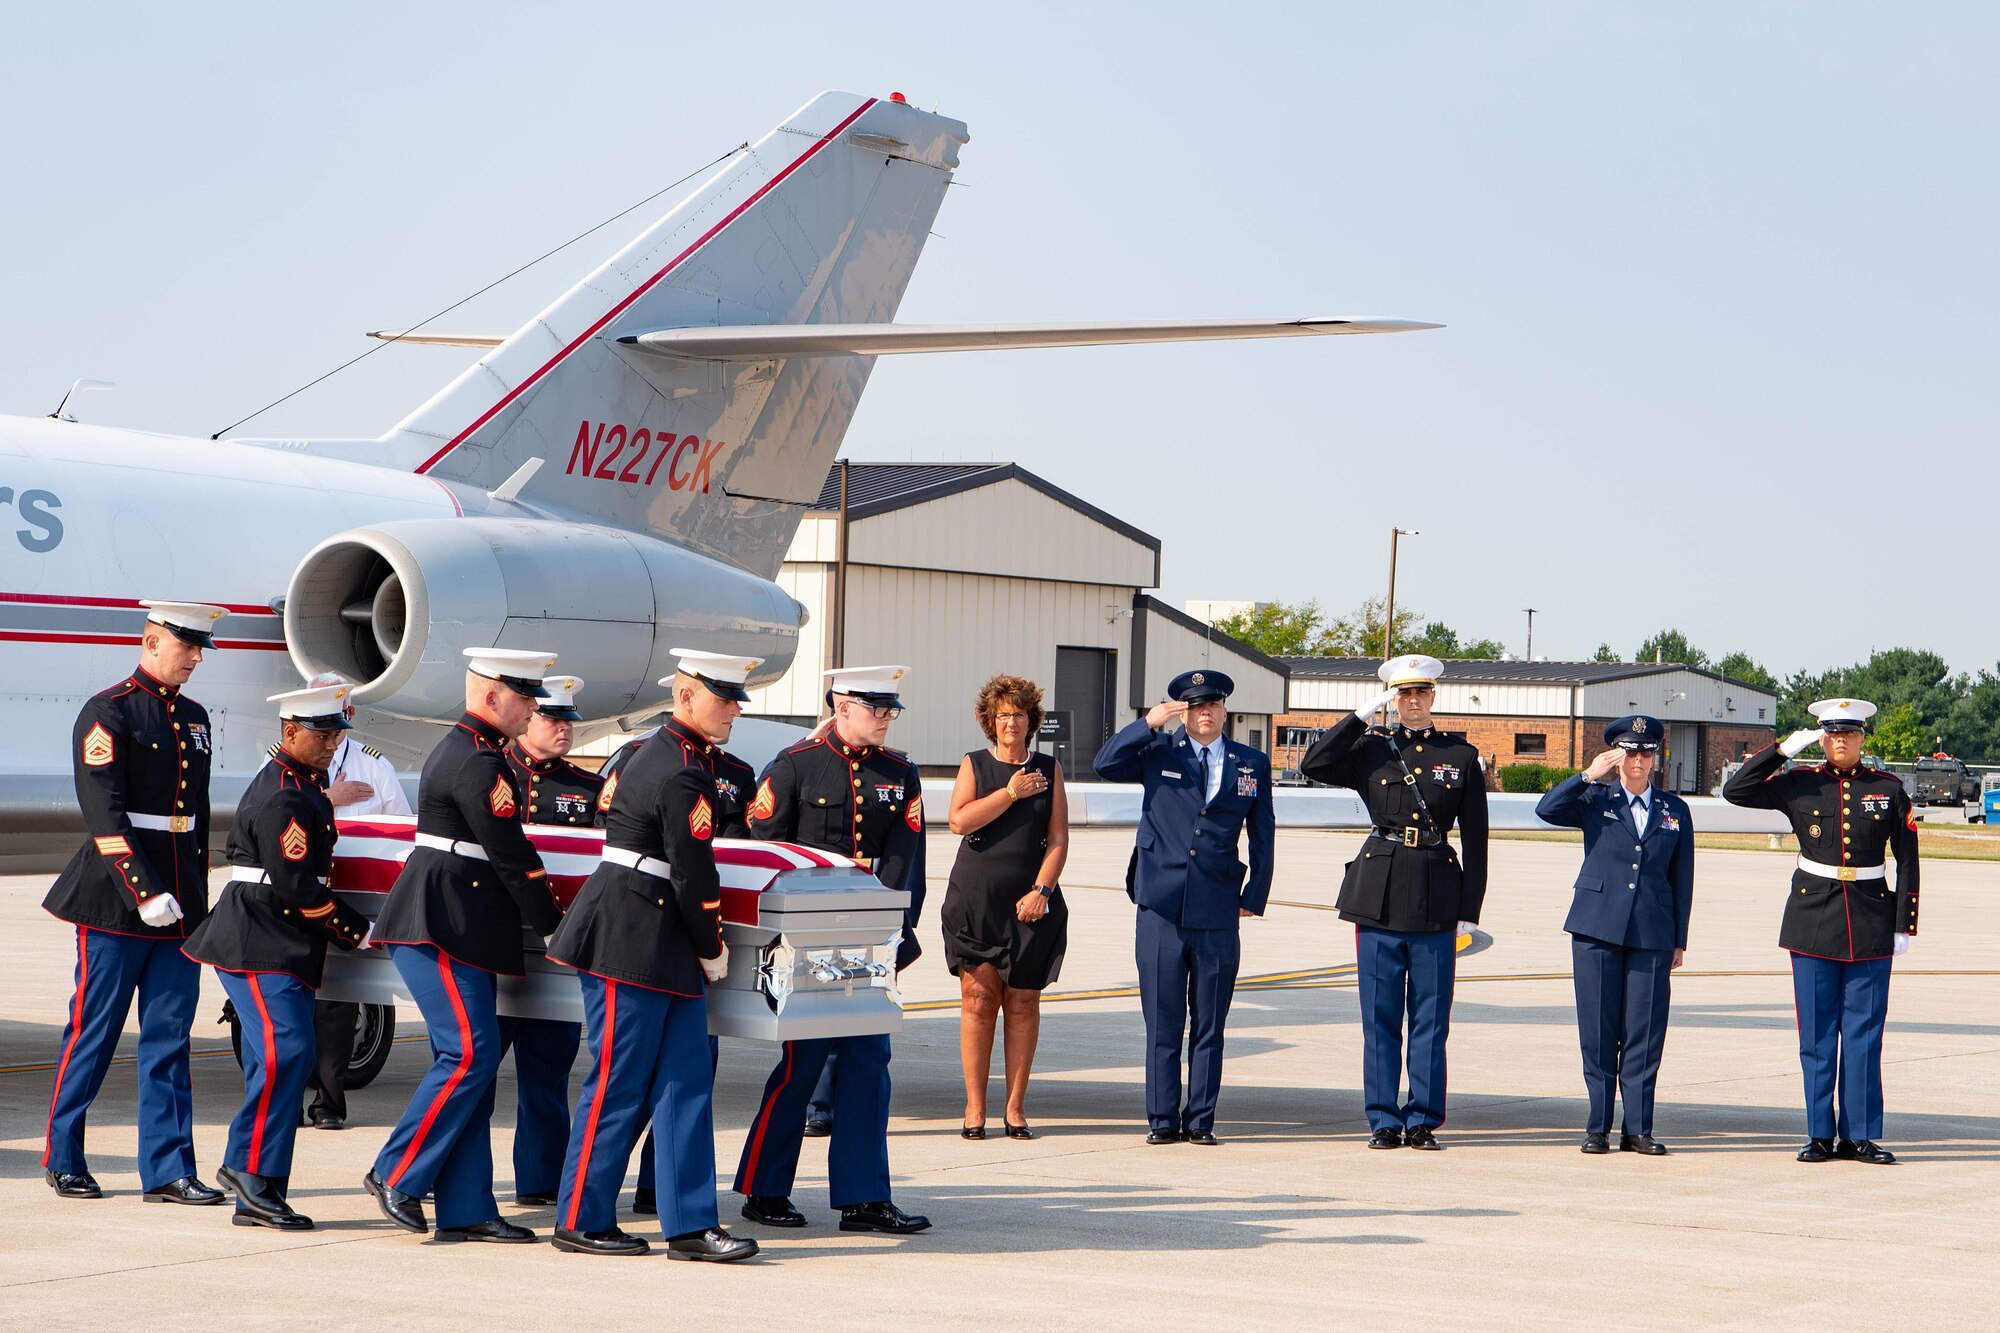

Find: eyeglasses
<box><xmin>994</xmin><ymin>712</ymin><xmax>1029</xmax><ymax>723</ymax></box>
<box><xmin>861</xmin><ymin>704</ymin><xmax>903</xmax><ymax>720</ymax></box>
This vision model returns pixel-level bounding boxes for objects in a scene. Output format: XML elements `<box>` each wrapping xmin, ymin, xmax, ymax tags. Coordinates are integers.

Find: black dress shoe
<box><xmin>1146</xmin><ymin>1129</ymin><xmax>1180</xmax><ymax>1145</ymax></box>
<box><xmin>1837</xmin><ymin>1139</ymin><xmax>1897</xmax><ymax>1165</ymax></box>
<box><xmin>1004</xmin><ymin>1121</ymin><xmax>1035</xmax><ymax>1141</ymax></box>
<box><xmin>741</xmin><ymin>1195</ymin><xmax>807</xmax><ymax>1228</ymax></box>
<box><xmin>515</xmin><ymin>1191</ymin><xmax>557</xmax><ymax>1207</ymax></box>
<box><xmin>308</xmin><ymin>1111</ymin><xmax>346</xmax><ymax>1131</ymax></box>
<box><xmin>839</xmin><ymin>1200</ymin><xmax>932</xmax><ymax>1234</ymax></box>
<box><xmin>364</xmin><ymin>1169</ymin><xmax>429</xmax><ymax>1233</ymax></box>
<box><xmin>1620</xmin><ymin>1134</ymin><xmax>1668</xmax><ymax>1156</ymax></box>
<box><xmin>218</xmin><ymin>1165</ymin><xmax>313</xmax><ymax>1231</ymax></box>
<box><xmin>1404</xmin><ymin>1127</ymin><xmax>1442</xmax><ymax>1150</ymax></box>
<box><xmin>552</xmin><ymin>1226</ymin><xmax>649</xmax><ymax>1256</ymax></box>
<box><xmin>1581</xmin><ymin>1132</ymin><xmax>1610</xmax><ymax>1155</ymax></box>
<box><xmin>631</xmin><ymin>1188</ymin><xmax>657</xmax><ymax>1216</ymax></box>
<box><xmin>434</xmin><ymin>1217</ymin><xmax>537</xmax><ymax>1243</ymax></box>
<box><xmin>1796</xmin><ymin>1138</ymin><xmax>1837</xmax><ymax>1163</ymax></box>
<box><xmin>143</xmin><ymin>1176</ymin><xmax>226</xmax><ymax>1205</ymax></box>
<box><xmin>961</xmin><ymin>1123</ymin><xmax>987</xmax><ymax>1140</ymax></box>
<box><xmin>1367</xmin><ymin>1128</ymin><xmax>1404</xmax><ymax>1149</ymax></box>
<box><xmin>667</xmin><ymin>1226</ymin><xmax>761</xmax><ymax>1261</ymax></box>
<box><xmin>802</xmin><ymin>1116</ymin><xmax>833</xmax><ymax>1138</ymax></box>
<box><xmin>1184</xmin><ymin>1130</ymin><xmax>1219</xmax><ymax>1146</ymax></box>
<box><xmin>46</xmin><ymin>1169</ymin><xmax>103</xmax><ymax>1199</ymax></box>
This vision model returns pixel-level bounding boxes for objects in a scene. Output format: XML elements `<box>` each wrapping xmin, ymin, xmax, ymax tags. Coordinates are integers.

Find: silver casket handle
<box><xmin>809</xmin><ymin>953</ymin><xmax>892</xmax><ymax>984</ymax></box>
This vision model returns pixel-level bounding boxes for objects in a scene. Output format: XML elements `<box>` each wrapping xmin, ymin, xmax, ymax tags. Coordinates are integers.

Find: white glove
<box><xmin>1893</xmin><ymin>933</ymin><xmax>1910</xmax><ymax>957</ymax></box>
<box><xmin>137</xmin><ymin>894</ymin><xmax>184</xmax><ymax>927</ymax></box>
<box><xmin>359</xmin><ymin>924</ymin><xmax>376</xmax><ymax>950</ymax></box>
<box><xmin>1354</xmin><ymin>689</ymin><xmax>1398</xmax><ymax>720</ymax></box>
<box><xmin>701</xmin><ymin>952</ymin><xmax>728</xmax><ymax>984</ymax></box>
<box><xmin>1779</xmin><ymin>728</ymin><xmax>1825</xmax><ymax>759</ymax></box>
<box><xmin>1456</xmin><ymin>921</ymin><xmax>1476</xmax><ymax>937</ymax></box>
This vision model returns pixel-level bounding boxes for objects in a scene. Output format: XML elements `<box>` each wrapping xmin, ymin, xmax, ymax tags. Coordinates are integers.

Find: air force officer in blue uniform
<box><xmin>1535</xmin><ymin>716</ymin><xmax>1692</xmax><ymax>1156</ymax></box>
<box><xmin>1094</xmin><ymin>669</ymin><xmax>1274</xmax><ymax>1145</ymax></box>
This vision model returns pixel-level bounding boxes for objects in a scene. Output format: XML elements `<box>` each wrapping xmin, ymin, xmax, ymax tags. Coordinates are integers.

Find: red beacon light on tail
<box><xmin>889</xmin><ymin>91</ymin><xmax>908</xmax><ymax>103</ymax></box>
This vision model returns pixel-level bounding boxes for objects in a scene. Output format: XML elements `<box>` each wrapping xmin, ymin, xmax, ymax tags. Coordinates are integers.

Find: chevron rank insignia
<box><xmin>689</xmin><ymin>795</ymin><xmax>714</xmax><ymax>840</ymax></box>
<box><xmin>749</xmin><ymin>777</ymin><xmax>776</xmax><ymax>822</ymax></box>
<box><xmin>905</xmin><ymin>793</ymin><xmax>923</xmax><ymax>832</ymax></box>
<box><xmin>82</xmin><ymin>723</ymin><xmax>115</xmax><ymax>768</ymax></box>
<box><xmin>490</xmin><ymin>775</ymin><xmax>516</xmax><ymax>817</ymax></box>
<box><xmin>280</xmin><ymin>818</ymin><xmax>310</xmax><ymax>862</ymax></box>
<box><xmin>598</xmin><ymin>772</ymin><xmax>618</xmax><ymax>812</ymax></box>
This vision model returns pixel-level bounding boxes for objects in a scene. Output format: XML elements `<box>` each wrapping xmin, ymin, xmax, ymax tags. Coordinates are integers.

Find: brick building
<box><xmin>1274</xmin><ymin>659</ymin><xmax>1777</xmax><ymax>795</ymax></box>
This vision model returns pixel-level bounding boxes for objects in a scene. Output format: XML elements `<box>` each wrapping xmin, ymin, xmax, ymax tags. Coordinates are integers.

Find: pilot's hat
<box><xmin>1808</xmin><ymin>698</ymin><xmax>1877</xmax><ymax>734</ymax></box>
<box><xmin>537</xmin><ymin>676</ymin><xmax>585</xmax><ymax>721</ymax></box>
<box><xmin>1168</xmin><ymin>669</ymin><xmax>1235</xmax><ymax>705</ymax></box>
<box><xmin>267</xmin><ymin>682</ymin><xmax>353</xmax><ymax>731</ymax></box>
<box><xmin>667</xmin><ymin>648</ymin><xmax>764</xmax><ymax>703</ymax></box>
<box><xmin>140</xmin><ymin>600</ymin><xmax>227</xmax><ymax>649</ymax></box>
<box><xmin>824</xmin><ymin>665</ymin><xmax>910</xmax><ymax>709</ymax></box>
<box><xmin>1604</xmin><ymin>714</ymin><xmax>1664</xmax><ymax>752</ymax></box>
<box><xmin>1378</xmin><ymin>654</ymin><xmax>1445</xmax><ymax>689</ymax></box>
<box><xmin>463</xmin><ymin>647</ymin><xmax>557</xmax><ymax>699</ymax></box>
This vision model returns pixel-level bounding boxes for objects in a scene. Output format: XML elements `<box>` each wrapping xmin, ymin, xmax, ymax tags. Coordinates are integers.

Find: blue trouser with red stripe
<box><xmin>45</xmin><ymin>927</ymin><xmax>199</xmax><ymax>1190</ymax></box>
<box><xmin>215</xmin><ymin>970</ymin><xmax>315</xmax><ymax>1179</ymax></box>
<box><xmin>371</xmin><ymin>945</ymin><xmax>502</xmax><ymax>1229</ymax></box>
<box><xmin>734</xmin><ymin>1035</ymin><xmax>891</xmax><ymax>1208</ymax></box>
<box><xmin>1355</xmin><ymin>926</ymin><xmax>1457</xmax><ymax>1134</ymax></box>
<box><xmin>496</xmin><ymin>1015</ymin><xmax>580</xmax><ymax>1197</ymax></box>
<box><xmin>556</xmin><ymin>975</ymin><xmax>715</xmax><ymax>1238</ymax></box>
<box><xmin>632</xmin><ymin>1035</ymin><xmax>718</xmax><ymax>1199</ymax></box>
<box><xmin>1792</xmin><ymin>953</ymin><xmax>1892</xmax><ymax>1141</ymax></box>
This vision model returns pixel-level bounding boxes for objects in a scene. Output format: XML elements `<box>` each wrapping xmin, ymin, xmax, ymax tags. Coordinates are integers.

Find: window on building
<box><xmin>1758</xmin><ymin>707</ymin><xmax>1767</xmax><ymax>720</ymax></box>
<box><xmin>1515</xmin><ymin>733</ymin><xmax>1548</xmax><ymax>757</ymax></box>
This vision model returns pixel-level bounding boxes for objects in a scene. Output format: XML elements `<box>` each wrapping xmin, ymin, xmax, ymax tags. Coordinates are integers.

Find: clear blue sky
<box><xmin>4</xmin><ymin>3</ymin><xmax>1994</xmax><ymax>677</ymax></box>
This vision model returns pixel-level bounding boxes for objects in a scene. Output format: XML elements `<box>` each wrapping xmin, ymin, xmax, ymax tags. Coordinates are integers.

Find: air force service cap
<box><xmin>1604</xmin><ymin>714</ymin><xmax>1664</xmax><ymax>752</ymax></box>
<box><xmin>140</xmin><ymin>600</ymin><xmax>227</xmax><ymax>649</ymax></box>
<box><xmin>669</xmin><ymin>648</ymin><xmax>763</xmax><ymax>703</ymax></box>
<box><xmin>1379</xmin><ymin>654</ymin><xmax>1444</xmax><ymax>690</ymax></box>
<box><xmin>268</xmin><ymin>682</ymin><xmax>353</xmax><ymax>731</ymax></box>
<box><xmin>824</xmin><ymin>665</ymin><xmax>910</xmax><ymax>709</ymax></box>
<box><xmin>1809</xmin><ymin>698</ymin><xmax>1878</xmax><ymax>733</ymax></box>
<box><xmin>463</xmin><ymin>647</ymin><xmax>556</xmax><ymax>699</ymax></box>
<box><xmin>1168</xmin><ymin>669</ymin><xmax>1234</xmax><ymax>705</ymax></box>
<box><xmin>537</xmin><ymin>675</ymin><xmax>585</xmax><ymax>721</ymax></box>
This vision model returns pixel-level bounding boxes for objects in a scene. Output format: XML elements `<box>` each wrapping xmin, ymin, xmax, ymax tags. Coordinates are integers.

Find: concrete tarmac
<box><xmin>2</xmin><ymin>830</ymin><xmax>1994</xmax><ymax>1330</ymax></box>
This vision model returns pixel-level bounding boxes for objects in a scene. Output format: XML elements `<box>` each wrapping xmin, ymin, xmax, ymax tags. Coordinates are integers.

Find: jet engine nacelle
<box><xmin>283</xmin><ymin>517</ymin><xmax>804</xmax><ymax>722</ymax></box>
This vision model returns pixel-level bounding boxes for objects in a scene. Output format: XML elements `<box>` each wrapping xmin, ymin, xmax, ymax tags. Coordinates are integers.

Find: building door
<box><xmin>1055</xmin><ymin>647</ymin><xmax>1115</xmax><ymax>780</ymax></box>
<box><xmin>1667</xmin><ymin>722</ymin><xmax>1700</xmax><ymax>793</ymax></box>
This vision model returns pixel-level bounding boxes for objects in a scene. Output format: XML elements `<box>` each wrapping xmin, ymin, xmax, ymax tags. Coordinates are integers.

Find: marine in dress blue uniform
<box><xmin>1535</xmin><ymin>715</ymin><xmax>1693</xmax><ymax>1155</ymax></box>
<box><xmin>496</xmin><ymin>675</ymin><xmax>599</xmax><ymax>1206</ymax></box>
<box><xmin>365</xmin><ymin>648</ymin><xmax>564</xmax><ymax>1243</ymax></box>
<box><xmin>734</xmin><ymin>666</ymin><xmax>932</xmax><ymax>1235</ymax></box>
<box><xmin>1093</xmin><ymin>668</ymin><xmax>1274</xmax><ymax>1145</ymax></box>
<box><xmin>42</xmin><ymin>600</ymin><xmax>230</xmax><ymax>1205</ymax></box>
<box><xmin>182</xmin><ymin>683</ymin><xmax>371</xmax><ymax>1229</ymax></box>
<box><xmin>1723</xmin><ymin>698</ymin><xmax>1918</xmax><ymax>1165</ymax></box>
<box><xmin>544</xmin><ymin>651</ymin><xmax>761</xmax><ymax>1260</ymax></box>
<box><xmin>1299</xmin><ymin>654</ymin><xmax>1489</xmax><ymax>1149</ymax></box>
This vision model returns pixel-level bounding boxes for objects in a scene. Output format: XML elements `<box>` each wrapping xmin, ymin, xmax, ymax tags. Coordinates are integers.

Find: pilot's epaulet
<box><xmin>265</xmin><ymin>742</ymin><xmax>282</xmax><ymax>758</ymax></box>
<box><xmin>359</xmin><ymin>743</ymin><xmax>385</xmax><ymax>759</ymax></box>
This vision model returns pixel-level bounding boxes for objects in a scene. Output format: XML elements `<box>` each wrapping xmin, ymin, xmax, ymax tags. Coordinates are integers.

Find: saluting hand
<box><xmin>1584</xmin><ymin>748</ymin><xmax>1624</xmax><ymax>783</ymax></box>
<box><xmin>1145</xmin><ymin>700</ymin><xmax>1188</xmax><ymax>731</ymax></box>
<box><xmin>1354</xmin><ymin>689</ymin><xmax>1399</xmax><ymax>720</ymax></box>
<box><xmin>1779</xmin><ymin>728</ymin><xmax>1825</xmax><ymax>759</ymax></box>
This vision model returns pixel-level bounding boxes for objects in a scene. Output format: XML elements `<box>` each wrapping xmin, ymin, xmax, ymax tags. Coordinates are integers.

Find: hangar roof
<box><xmin>1278</xmin><ymin>657</ymin><xmax>1771</xmax><ymax>693</ymax></box>
<box><xmin>811</xmin><ymin>461</ymin><xmax>1160</xmax><ymax>553</ymax></box>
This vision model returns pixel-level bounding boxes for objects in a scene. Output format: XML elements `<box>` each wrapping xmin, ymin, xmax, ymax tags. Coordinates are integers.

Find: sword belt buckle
<box><xmin>1836</xmin><ymin>865</ymin><xmax>1857</xmax><ymax>882</ymax></box>
<box><xmin>1403</xmin><ymin>827</ymin><xmax>1420</xmax><ymax>848</ymax></box>
<box><xmin>168</xmin><ymin>815</ymin><xmax>192</xmax><ymax>834</ymax></box>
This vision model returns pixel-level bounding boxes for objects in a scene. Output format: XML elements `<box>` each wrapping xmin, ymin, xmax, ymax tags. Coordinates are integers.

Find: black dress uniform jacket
<box><xmin>371</xmin><ymin>713</ymin><xmax>560</xmax><ymax>976</ymax></box>
<box><xmin>1723</xmin><ymin>745</ymin><xmax>1919</xmax><ymax>960</ymax></box>
<box><xmin>747</xmin><ymin>734</ymin><xmax>927</xmax><ymax>970</ymax></box>
<box><xmin>593</xmin><ymin>728</ymin><xmax>754</xmax><ymax>836</ymax></box>
<box><xmin>546</xmin><ymin>717</ymin><xmax>728</xmax><ymax>996</ymax></box>
<box><xmin>44</xmin><ymin>668</ymin><xmax>214</xmax><ymax>937</ymax></box>
<box><xmin>504</xmin><ymin>744</ymin><xmax>605</xmax><ymax>827</ymax></box>
<box><xmin>182</xmin><ymin>749</ymin><xmax>370</xmax><ymax>985</ymax></box>
<box><xmin>1300</xmin><ymin>713</ymin><xmax>1489</xmax><ymax>931</ymax></box>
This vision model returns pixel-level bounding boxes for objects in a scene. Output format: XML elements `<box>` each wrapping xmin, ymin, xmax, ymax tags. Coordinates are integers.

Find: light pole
<box><xmin>1523</xmin><ymin>607</ymin><xmax>1537</xmax><ymax>661</ymax></box>
<box><xmin>1384</xmin><ymin>527</ymin><xmax>1418</xmax><ymax>660</ymax></box>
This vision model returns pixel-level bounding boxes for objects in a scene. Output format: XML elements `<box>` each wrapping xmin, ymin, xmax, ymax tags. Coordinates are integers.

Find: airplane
<box><xmin>0</xmin><ymin>89</ymin><xmax>1437</xmax><ymax>846</ymax></box>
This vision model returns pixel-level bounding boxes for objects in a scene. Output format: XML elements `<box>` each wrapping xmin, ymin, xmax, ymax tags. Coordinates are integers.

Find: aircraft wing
<box><xmin>618</xmin><ymin>317</ymin><xmax>1439</xmax><ymax>361</ymax></box>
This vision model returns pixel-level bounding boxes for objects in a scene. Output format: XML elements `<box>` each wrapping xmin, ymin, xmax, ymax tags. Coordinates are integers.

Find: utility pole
<box><xmin>1384</xmin><ymin>527</ymin><xmax>1418</xmax><ymax>660</ymax></box>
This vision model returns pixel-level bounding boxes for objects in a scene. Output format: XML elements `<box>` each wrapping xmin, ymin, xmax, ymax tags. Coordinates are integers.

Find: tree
<box><xmin>1320</xmin><ymin>597</ymin><xmax>1423</xmax><ymax>658</ymax></box>
<box><xmin>1211</xmin><ymin>599</ymin><xmax>1332</xmax><ymax>657</ymax></box>
<box><xmin>1778</xmin><ymin>648</ymin><xmax>1958</xmax><ymax>740</ymax></box>
<box><xmin>1868</xmin><ymin>702</ymin><xmax>1929</xmax><ymax>762</ymax></box>
<box><xmin>1633</xmin><ymin>629</ymin><xmax>1708</xmax><ymax>670</ymax></box>
<box><xmin>1592</xmin><ymin>643</ymin><xmax>1620</xmax><ymax>663</ymax></box>
<box><xmin>1713</xmin><ymin>651</ymin><xmax>1778</xmax><ymax>691</ymax></box>
<box><xmin>1404</xmin><ymin>621</ymin><xmax>1505</xmax><ymax>660</ymax></box>
<box><xmin>1945</xmin><ymin>667</ymin><xmax>2000</xmax><ymax>760</ymax></box>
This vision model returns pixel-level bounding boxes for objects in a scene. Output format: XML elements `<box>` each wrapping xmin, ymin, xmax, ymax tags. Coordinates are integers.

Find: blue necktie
<box><xmin>1630</xmin><ymin>795</ymin><xmax>1646</xmax><ymax>830</ymax></box>
<box><xmin>1195</xmin><ymin>745</ymin><xmax>1210</xmax><ymax>802</ymax></box>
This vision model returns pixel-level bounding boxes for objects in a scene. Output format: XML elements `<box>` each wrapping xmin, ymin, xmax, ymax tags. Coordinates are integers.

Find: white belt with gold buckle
<box><xmin>127</xmin><ymin>813</ymin><xmax>194</xmax><ymax>833</ymax></box>
<box><xmin>1797</xmin><ymin>855</ymin><xmax>1885</xmax><ymax>882</ymax></box>
<box><xmin>414</xmin><ymin>832</ymin><xmax>490</xmax><ymax>862</ymax></box>
<box><xmin>601</xmin><ymin>846</ymin><xmax>672</xmax><ymax>878</ymax></box>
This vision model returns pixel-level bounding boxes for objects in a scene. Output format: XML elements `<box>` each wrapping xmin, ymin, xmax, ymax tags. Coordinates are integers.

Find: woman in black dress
<box><xmin>942</xmin><ymin>674</ymin><xmax>1070</xmax><ymax>1140</ymax></box>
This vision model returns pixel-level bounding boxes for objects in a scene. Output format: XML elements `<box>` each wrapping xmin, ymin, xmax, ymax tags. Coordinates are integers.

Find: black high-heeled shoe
<box><xmin>961</xmin><ymin>1122</ymin><xmax>987</xmax><ymax>1140</ymax></box>
<box><xmin>1004</xmin><ymin>1121</ymin><xmax>1034</xmax><ymax>1140</ymax></box>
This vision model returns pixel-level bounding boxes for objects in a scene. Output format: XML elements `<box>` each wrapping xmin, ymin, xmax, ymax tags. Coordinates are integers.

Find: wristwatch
<box><xmin>1033</xmin><ymin>884</ymin><xmax>1056</xmax><ymax>899</ymax></box>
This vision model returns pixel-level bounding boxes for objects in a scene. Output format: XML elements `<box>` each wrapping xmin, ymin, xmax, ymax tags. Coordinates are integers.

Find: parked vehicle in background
<box><xmin>1907</xmin><ymin>754</ymin><xmax>1979</xmax><ymax>807</ymax></box>
<box><xmin>1975</xmin><ymin>773</ymin><xmax>2000</xmax><ymax>825</ymax></box>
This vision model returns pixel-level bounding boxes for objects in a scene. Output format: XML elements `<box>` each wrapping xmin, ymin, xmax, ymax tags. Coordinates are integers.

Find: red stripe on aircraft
<box><xmin>0</xmin><ymin>631</ymin><xmax>289</xmax><ymax>651</ymax></box>
<box><xmin>0</xmin><ymin>592</ymin><xmax>277</xmax><ymax>615</ymax></box>
<box><xmin>412</xmin><ymin>98</ymin><xmax>878</xmax><ymax>476</ymax></box>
